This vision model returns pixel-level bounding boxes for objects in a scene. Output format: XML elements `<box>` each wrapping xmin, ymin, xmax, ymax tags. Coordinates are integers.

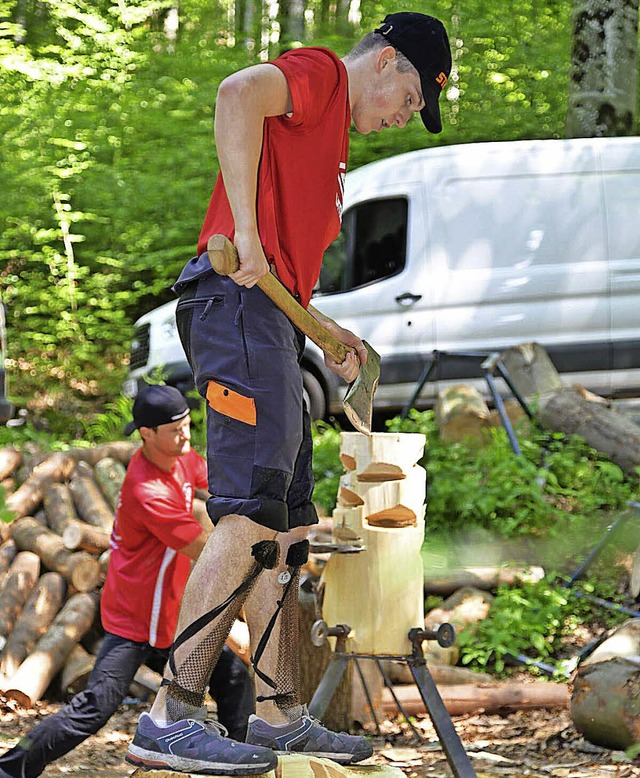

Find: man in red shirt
<box><xmin>0</xmin><ymin>385</ymin><xmax>262</xmax><ymax>778</ymax></box>
<box><xmin>128</xmin><ymin>12</ymin><xmax>452</xmax><ymax>775</ymax></box>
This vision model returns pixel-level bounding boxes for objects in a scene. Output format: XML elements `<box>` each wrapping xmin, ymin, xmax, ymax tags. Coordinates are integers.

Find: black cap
<box><xmin>124</xmin><ymin>385</ymin><xmax>189</xmax><ymax>436</ymax></box>
<box><xmin>375</xmin><ymin>12</ymin><xmax>452</xmax><ymax>133</ymax></box>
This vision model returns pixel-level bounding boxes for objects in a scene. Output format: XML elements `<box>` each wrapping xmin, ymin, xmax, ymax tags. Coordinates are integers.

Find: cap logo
<box><xmin>436</xmin><ymin>72</ymin><xmax>448</xmax><ymax>89</ymax></box>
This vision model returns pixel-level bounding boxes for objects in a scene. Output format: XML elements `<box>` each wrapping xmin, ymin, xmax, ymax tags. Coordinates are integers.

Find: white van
<box><xmin>124</xmin><ymin>136</ymin><xmax>640</xmax><ymax>419</ymax></box>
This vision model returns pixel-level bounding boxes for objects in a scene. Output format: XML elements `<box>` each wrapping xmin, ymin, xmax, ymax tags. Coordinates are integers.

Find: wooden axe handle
<box><xmin>207</xmin><ymin>234</ymin><xmax>351</xmax><ymax>364</ymax></box>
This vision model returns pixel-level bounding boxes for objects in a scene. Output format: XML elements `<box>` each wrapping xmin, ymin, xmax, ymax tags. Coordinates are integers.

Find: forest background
<box><xmin>1</xmin><ymin>0</ymin><xmax>639</xmax><ymax>429</ymax></box>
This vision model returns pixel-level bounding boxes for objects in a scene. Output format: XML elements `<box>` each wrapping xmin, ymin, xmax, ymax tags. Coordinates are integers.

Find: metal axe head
<box><xmin>342</xmin><ymin>341</ymin><xmax>380</xmax><ymax>436</ymax></box>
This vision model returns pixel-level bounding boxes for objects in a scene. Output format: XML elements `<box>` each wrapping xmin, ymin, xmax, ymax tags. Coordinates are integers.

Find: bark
<box><xmin>60</xmin><ymin>644</ymin><xmax>96</xmax><ymax>698</ymax></box>
<box><xmin>4</xmin><ymin>592</ymin><xmax>98</xmax><ymax>707</ymax></box>
<box><xmin>5</xmin><ymin>452</ymin><xmax>76</xmax><ymax>519</ymax></box>
<box><xmin>93</xmin><ymin>457</ymin><xmax>126</xmax><ymax>512</ymax></box>
<box><xmin>69</xmin><ymin>441</ymin><xmax>137</xmax><ymax>467</ymax></box>
<box><xmin>0</xmin><ymin>448</ymin><xmax>22</xmax><ymax>481</ymax></box>
<box><xmin>43</xmin><ymin>482</ymin><xmax>78</xmax><ymax>535</ymax></box>
<box><xmin>537</xmin><ymin>388</ymin><xmax>640</xmax><ymax>476</ymax></box>
<box><xmin>500</xmin><ymin>342</ymin><xmax>564</xmax><ymax>400</ymax></box>
<box><xmin>435</xmin><ymin>384</ymin><xmax>493</xmax><ymax>444</ymax></box>
<box><xmin>383</xmin><ymin>680</ymin><xmax>570</xmax><ymax>717</ymax></box>
<box><xmin>0</xmin><ymin>551</ymin><xmax>40</xmax><ymax>646</ymax></box>
<box><xmin>278</xmin><ymin>0</ymin><xmax>305</xmax><ymax>50</ymax></box>
<box><xmin>62</xmin><ymin>520</ymin><xmax>111</xmax><ymax>555</ymax></box>
<box><xmin>68</xmin><ymin>461</ymin><xmax>114</xmax><ymax>531</ymax></box>
<box><xmin>567</xmin><ymin>0</ymin><xmax>639</xmax><ymax>137</ymax></box>
<box><xmin>571</xmin><ymin>657</ymin><xmax>640</xmax><ymax>749</ymax></box>
<box><xmin>0</xmin><ymin>540</ymin><xmax>17</xmax><ymax>585</ymax></box>
<box><xmin>424</xmin><ymin>565</ymin><xmax>545</xmax><ymax>596</ymax></box>
<box><xmin>11</xmin><ymin>517</ymin><xmax>101</xmax><ymax>592</ymax></box>
<box><xmin>0</xmin><ymin>572</ymin><xmax>66</xmax><ymax>682</ymax></box>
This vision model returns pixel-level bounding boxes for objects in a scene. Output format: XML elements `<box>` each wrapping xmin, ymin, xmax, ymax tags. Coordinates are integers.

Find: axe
<box><xmin>207</xmin><ymin>234</ymin><xmax>380</xmax><ymax>435</ymax></box>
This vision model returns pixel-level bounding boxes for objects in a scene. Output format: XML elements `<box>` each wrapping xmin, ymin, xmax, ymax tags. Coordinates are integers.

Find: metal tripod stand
<box><xmin>308</xmin><ymin>620</ymin><xmax>477</xmax><ymax>778</ymax></box>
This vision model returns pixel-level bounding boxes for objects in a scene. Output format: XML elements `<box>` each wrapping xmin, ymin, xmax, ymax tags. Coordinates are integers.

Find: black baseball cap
<box><xmin>374</xmin><ymin>12</ymin><xmax>452</xmax><ymax>133</ymax></box>
<box><xmin>124</xmin><ymin>385</ymin><xmax>190</xmax><ymax>436</ymax></box>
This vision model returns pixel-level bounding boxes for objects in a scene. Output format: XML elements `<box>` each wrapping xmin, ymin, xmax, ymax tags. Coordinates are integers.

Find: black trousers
<box><xmin>0</xmin><ymin>633</ymin><xmax>254</xmax><ymax>778</ymax></box>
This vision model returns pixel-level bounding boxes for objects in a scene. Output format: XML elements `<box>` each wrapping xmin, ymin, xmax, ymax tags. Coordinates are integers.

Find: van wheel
<box><xmin>302</xmin><ymin>369</ymin><xmax>326</xmax><ymax>421</ymax></box>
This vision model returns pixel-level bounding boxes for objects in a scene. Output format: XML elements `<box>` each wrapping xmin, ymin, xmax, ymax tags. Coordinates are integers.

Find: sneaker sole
<box><xmin>274</xmin><ymin>750</ymin><xmax>371</xmax><ymax>765</ymax></box>
<box><xmin>126</xmin><ymin>745</ymin><xmax>276</xmax><ymax>775</ymax></box>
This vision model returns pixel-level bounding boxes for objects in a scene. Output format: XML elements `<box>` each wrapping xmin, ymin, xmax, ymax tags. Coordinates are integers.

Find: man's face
<box><xmin>144</xmin><ymin>416</ymin><xmax>192</xmax><ymax>458</ymax></box>
<box><xmin>352</xmin><ymin>50</ymin><xmax>425</xmax><ymax>135</ymax></box>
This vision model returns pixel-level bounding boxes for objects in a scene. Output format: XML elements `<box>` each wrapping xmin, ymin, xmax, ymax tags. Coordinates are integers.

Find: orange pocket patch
<box><xmin>206</xmin><ymin>381</ymin><xmax>257</xmax><ymax>426</ymax></box>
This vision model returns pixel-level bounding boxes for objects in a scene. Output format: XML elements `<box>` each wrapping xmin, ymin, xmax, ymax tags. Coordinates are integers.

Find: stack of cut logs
<box><xmin>0</xmin><ymin>442</ymin><xmax>137</xmax><ymax>707</ymax></box>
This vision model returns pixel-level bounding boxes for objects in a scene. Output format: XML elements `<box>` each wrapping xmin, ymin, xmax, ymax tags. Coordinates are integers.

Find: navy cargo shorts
<box><xmin>174</xmin><ymin>268</ymin><xmax>318</xmax><ymax>533</ymax></box>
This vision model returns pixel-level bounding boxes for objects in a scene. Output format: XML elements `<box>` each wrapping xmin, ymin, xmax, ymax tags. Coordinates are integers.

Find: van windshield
<box><xmin>317</xmin><ymin>197</ymin><xmax>408</xmax><ymax>295</ymax></box>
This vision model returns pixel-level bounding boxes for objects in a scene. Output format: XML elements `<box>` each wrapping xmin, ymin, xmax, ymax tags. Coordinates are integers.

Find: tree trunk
<box><xmin>60</xmin><ymin>643</ymin><xmax>96</xmax><ymax>698</ymax></box>
<box><xmin>69</xmin><ymin>441</ymin><xmax>137</xmax><ymax>467</ymax></box>
<box><xmin>571</xmin><ymin>657</ymin><xmax>640</xmax><ymax>748</ymax></box>
<box><xmin>0</xmin><ymin>448</ymin><xmax>22</xmax><ymax>481</ymax></box>
<box><xmin>43</xmin><ymin>482</ymin><xmax>78</xmax><ymax>535</ymax></box>
<box><xmin>4</xmin><ymin>592</ymin><xmax>98</xmax><ymax>707</ymax></box>
<box><xmin>567</xmin><ymin>0</ymin><xmax>639</xmax><ymax>137</ymax></box>
<box><xmin>0</xmin><ymin>551</ymin><xmax>40</xmax><ymax>647</ymax></box>
<box><xmin>538</xmin><ymin>388</ymin><xmax>640</xmax><ymax>476</ymax></box>
<box><xmin>11</xmin><ymin>517</ymin><xmax>101</xmax><ymax>592</ymax></box>
<box><xmin>5</xmin><ymin>453</ymin><xmax>76</xmax><ymax>519</ymax></box>
<box><xmin>62</xmin><ymin>520</ymin><xmax>111</xmax><ymax>555</ymax></box>
<box><xmin>0</xmin><ymin>572</ymin><xmax>66</xmax><ymax>682</ymax></box>
<box><xmin>93</xmin><ymin>457</ymin><xmax>126</xmax><ymax>512</ymax></box>
<box><xmin>278</xmin><ymin>0</ymin><xmax>305</xmax><ymax>50</ymax></box>
<box><xmin>384</xmin><ymin>680</ymin><xmax>570</xmax><ymax>716</ymax></box>
<box><xmin>424</xmin><ymin>587</ymin><xmax>494</xmax><ymax>666</ymax></box>
<box><xmin>435</xmin><ymin>384</ymin><xmax>493</xmax><ymax>444</ymax></box>
<box><xmin>68</xmin><ymin>461</ymin><xmax>114</xmax><ymax>531</ymax></box>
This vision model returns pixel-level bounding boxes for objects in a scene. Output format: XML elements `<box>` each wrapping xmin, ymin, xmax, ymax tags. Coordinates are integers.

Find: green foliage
<box><xmin>456</xmin><ymin>575</ymin><xmax>628</xmax><ymax>674</ymax></box>
<box><xmin>388</xmin><ymin>410</ymin><xmax>636</xmax><ymax>538</ymax></box>
<box><xmin>311</xmin><ymin>420</ymin><xmax>343</xmax><ymax>515</ymax></box>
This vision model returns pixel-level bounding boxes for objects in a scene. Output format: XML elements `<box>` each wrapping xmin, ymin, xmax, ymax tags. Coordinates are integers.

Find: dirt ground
<box><xmin>0</xmin><ymin>695</ymin><xmax>638</xmax><ymax>778</ymax></box>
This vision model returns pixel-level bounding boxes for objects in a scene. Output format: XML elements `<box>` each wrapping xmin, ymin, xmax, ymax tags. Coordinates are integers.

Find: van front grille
<box><xmin>130</xmin><ymin>323</ymin><xmax>150</xmax><ymax>370</ymax></box>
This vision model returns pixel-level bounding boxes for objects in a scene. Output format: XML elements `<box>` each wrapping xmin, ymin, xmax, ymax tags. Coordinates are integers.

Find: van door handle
<box><xmin>395</xmin><ymin>292</ymin><xmax>422</xmax><ymax>306</ymax></box>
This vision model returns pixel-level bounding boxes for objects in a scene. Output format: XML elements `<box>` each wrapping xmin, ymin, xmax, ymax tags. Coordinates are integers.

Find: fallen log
<box><xmin>435</xmin><ymin>384</ymin><xmax>492</xmax><ymax>444</ymax></box>
<box><xmin>43</xmin><ymin>482</ymin><xmax>78</xmax><ymax>535</ymax></box>
<box><xmin>69</xmin><ymin>442</ymin><xmax>137</xmax><ymax>467</ymax></box>
<box><xmin>5</xmin><ymin>453</ymin><xmax>76</xmax><ymax>519</ymax></box>
<box><xmin>424</xmin><ymin>586</ymin><xmax>493</xmax><ymax>666</ymax></box>
<box><xmin>0</xmin><ymin>551</ymin><xmax>41</xmax><ymax>648</ymax></box>
<box><xmin>62</xmin><ymin>520</ymin><xmax>111</xmax><ymax>555</ymax></box>
<box><xmin>4</xmin><ymin>592</ymin><xmax>98</xmax><ymax>707</ymax></box>
<box><xmin>93</xmin><ymin>457</ymin><xmax>126</xmax><ymax>511</ymax></box>
<box><xmin>0</xmin><ymin>572</ymin><xmax>66</xmax><ymax>682</ymax></box>
<box><xmin>571</xmin><ymin>657</ymin><xmax>640</xmax><ymax>749</ymax></box>
<box><xmin>0</xmin><ymin>540</ymin><xmax>17</xmax><ymax>582</ymax></box>
<box><xmin>382</xmin><ymin>661</ymin><xmax>492</xmax><ymax>686</ymax></box>
<box><xmin>0</xmin><ymin>448</ymin><xmax>22</xmax><ymax>482</ymax></box>
<box><xmin>68</xmin><ymin>462</ymin><xmax>114</xmax><ymax>531</ymax></box>
<box><xmin>424</xmin><ymin>565</ymin><xmax>545</xmax><ymax>596</ymax></box>
<box><xmin>382</xmin><ymin>680</ymin><xmax>570</xmax><ymax>717</ymax></box>
<box><xmin>60</xmin><ymin>644</ymin><xmax>96</xmax><ymax>698</ymax></box>
<box><xmin>11</xmin><ymin>517</ymin><xmax>101</xmax><ymax>592</ymax></box>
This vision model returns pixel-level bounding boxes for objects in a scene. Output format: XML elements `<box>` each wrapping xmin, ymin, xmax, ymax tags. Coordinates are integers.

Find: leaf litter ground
<box><xmin>0</xmin><ymin>695</ymin><xmax>637</xmax><ymax>778</ymax></box>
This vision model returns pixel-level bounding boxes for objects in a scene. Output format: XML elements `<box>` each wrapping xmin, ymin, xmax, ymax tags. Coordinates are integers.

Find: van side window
<box><xmin>318</xmin><ymin>198</ymin><xmax>408</xmax><ymax>294</ymax></box>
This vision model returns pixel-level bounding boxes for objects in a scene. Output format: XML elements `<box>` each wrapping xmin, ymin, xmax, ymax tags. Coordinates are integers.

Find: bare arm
<box><xmin>307</xmin><ymin>304</ymin><xmax>367</xmax><ymax>383</ymax></box>
<box><xmin>214</xmin><ymin>64</ymin><xmax>292</xmax><ymax>288</ymax></box>
<box><xmin>178</xmin><ymin>528</ymin><xmax>212</xmax><ymax>561</ymax></box>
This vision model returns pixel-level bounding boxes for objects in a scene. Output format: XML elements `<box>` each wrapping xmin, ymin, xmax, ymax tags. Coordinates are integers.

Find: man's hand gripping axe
<box><xmin>207</xmin><ymin>234</ymin><xmax>380</xmax><ymax>435</ymax></box>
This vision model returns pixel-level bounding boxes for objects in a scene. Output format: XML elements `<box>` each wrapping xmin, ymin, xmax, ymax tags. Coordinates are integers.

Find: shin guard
<box><xmin>253</xmin><ymin>539</ymin><xmax>309</xmax><ymax>720</ymax></box>
<box><xmin>164</xmin><ymin>539</ymin><xmax>279</xmax><ymax>723</ymax></box>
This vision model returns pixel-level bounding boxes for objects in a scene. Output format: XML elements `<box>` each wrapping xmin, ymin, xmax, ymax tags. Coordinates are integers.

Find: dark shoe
<box><xmin>245</xmin><ymin>710</ymin><xmax>373</xmax><ymax>765</ymax></box>
<box><xmin>126</xmin><ymin>713</ymin><xmax>278</xmax><ymax>775</ymax></box>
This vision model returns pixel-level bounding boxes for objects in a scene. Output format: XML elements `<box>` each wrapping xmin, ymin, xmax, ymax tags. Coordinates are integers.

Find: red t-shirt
<box><xmin>100</xmin><ymin>448</ymin><xmax>207</xmax><ymax>648</ymax></box>
<box><xmin>196</xmin><ymin>47</ymin><xmax>351</xmax><ymax>307</ymax></box>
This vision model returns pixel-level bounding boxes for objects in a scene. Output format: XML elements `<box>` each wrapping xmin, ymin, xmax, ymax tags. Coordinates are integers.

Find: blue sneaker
<box><xmin>245</xmin><ymin>710</ymin><xmax>373</xmax><ymax>765</ymax></box>
<box><xmin>126</xmin><ymin>713</ymin><xmax>278</xmax><ymax>775</ymax></box>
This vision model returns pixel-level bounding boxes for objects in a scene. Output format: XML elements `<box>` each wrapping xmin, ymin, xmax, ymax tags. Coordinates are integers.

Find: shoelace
<box><xmin>188</xmin><ymin>707</ymin><xmax>229</xmax><ymax>738</ymax></box>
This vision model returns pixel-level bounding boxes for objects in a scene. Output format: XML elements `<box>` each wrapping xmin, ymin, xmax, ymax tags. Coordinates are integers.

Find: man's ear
<box><xmin>138</xmin><ymin>425</ymin><xmax>153</xmax><ymax>443</ymax></box>
<box><xmin>375</xmin><ymin>45</ymin><xmax>398</xmax><ymax>73</ymax></box>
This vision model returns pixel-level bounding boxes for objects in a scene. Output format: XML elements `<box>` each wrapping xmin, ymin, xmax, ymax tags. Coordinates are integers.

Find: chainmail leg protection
<box><xmin>253</xmin><ymin>539</ymin><xmax>309</xmax><ymax>722</ymax></box>
<box><xmin>164</xmin><ymin>539</ymin><xmax>279</xmax><ymax>723</ymax></box>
